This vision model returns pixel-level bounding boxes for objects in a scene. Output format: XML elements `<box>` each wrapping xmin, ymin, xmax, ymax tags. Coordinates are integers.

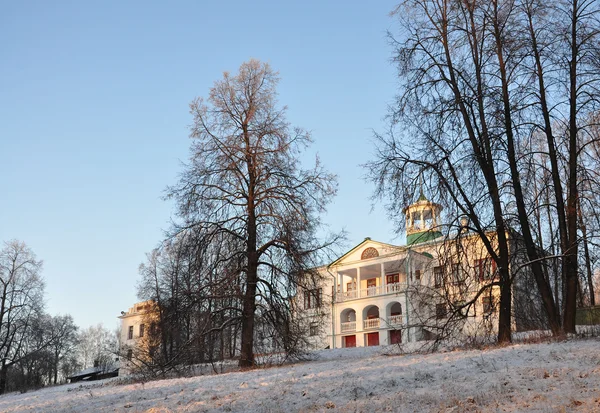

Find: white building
<box><xmin>301</xmin><ymin>193</ymin><xmax>520</xmax><ymax>349</ymax></box>
<box><xmin>118</xmin><ymin>300</ymin><xmax>156</xmax><ymax>374</ymax></box>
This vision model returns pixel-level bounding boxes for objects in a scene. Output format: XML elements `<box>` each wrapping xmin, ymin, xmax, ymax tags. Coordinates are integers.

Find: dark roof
<box><xmin>67</xmin><ymin>364</ymin><xmax>119</xmax><ymax>380</ymax></box>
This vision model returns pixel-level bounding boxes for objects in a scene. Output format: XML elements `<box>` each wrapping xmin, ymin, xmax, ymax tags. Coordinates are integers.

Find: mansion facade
<box><xmin>300</xmin><ymin>193</ymin><xmax>526</xmax><ymax>349</ymax></box>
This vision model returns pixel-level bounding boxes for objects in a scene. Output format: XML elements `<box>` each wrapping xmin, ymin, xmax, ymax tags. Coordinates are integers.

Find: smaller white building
<box><xmin>118</xmin><ymin>300</ymin><xmax>155</xmax><ymax>374</ymax></box>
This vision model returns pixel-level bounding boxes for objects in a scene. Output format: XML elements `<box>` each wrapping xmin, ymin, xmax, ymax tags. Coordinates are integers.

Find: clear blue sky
<box><xmin>0</xmin><ymin>1</ymin><xmax>404</xmax><ymax>330</ymax></box>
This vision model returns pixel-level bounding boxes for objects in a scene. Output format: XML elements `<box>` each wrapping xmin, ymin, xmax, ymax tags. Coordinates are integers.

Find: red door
<box><xmin>390</xmin><ymin>330</ymin><xmax>402</xmax><ymax>344</ymax></box>
<box><xmin>344</xmin><ymin>335</ymin><xmax>356</xmax><ymax>348</ymax></box>
<box><xmin>366</xmin><ymin>332</ymin><xmax>379</xmax><ymax>346</ymax></box>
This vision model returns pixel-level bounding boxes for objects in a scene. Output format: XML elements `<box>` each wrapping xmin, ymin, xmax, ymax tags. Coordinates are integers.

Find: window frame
<box><xmin>433</xmin><ymin>266</ymin><xmax>445</xmax><ymax>288</ymax></box>
<box><xmin>475</xmin><ymin>257</ymin><xmax>497</xmax><ymax>281</ymax></box>
<box><xmin>435</xmin><ymin>303</ymin><xmax>447</xmax><ymax>319</ymax></box>
<box><xmin>386</xmin><ymin>273</ymin><xmax>400</xmax><ymax>284</ymax></box>
<box><xmin>482</xmin><ymin>296</ymin><xmax>495</xmax><ymax>314</ymax></box>
<box><xmin>304</xmin><ymin>288</ymin><xmax>322</xmax><ymax>309</ymax></box>
<box><xmin>309</xmin><ymin>322</ymin><xmax>319</xmax><ymax>337</ymax></box>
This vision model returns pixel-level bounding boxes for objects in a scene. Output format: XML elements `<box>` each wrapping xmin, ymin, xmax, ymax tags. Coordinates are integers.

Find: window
<box><xmin>127</xmin><ymin>349</ymin><xmax>133</xmax><ymax>361</ymax></box>
<box><xmin>346</xmin><ymin>281</ymin><xmax>355</xmax><ymax>291</ymax></box>
<box><xmin>434</xmin><ymin>266</ymin><xmax>445</xmax><ymax>288</ymax></box>
<box><xmin>415</xmin><ymin>269</ymin><xmax>421</xmax><ymax>281</ymax></box>
<box><xmin>386</xmin><ymin>273</ymin><xmax>399</xmax><ymax>284</ymax></box>
<box><xmin>366</xmin><ymin>278</ymin><xmax>377</xmax><ymax>295</ymax></box>
<box><xmin>453</xmin><ymin>300</ymin><xmax>469</xmax><ymax>317</ymax></box>
<box><xmin>436</xmin><ymin>303</ymin><xmax>447</xmax><ymax>319</ymax></box>
<box><xmin>361</xmin><ymin>247</ymin><xmax>379</xmax><ymax>260</ymax></box>
<box><xmin>475</xmin><ymin>257</ymin><xmax>496</xmax><ymax>281</ymax></box>
<box><xmin>482</xmin><ymin>296</ymin><xmax>495</xmax><ymax>314</ymax></box>
<box><xmin>150</xmin><ymin>322</ymin><xmax>157</xmax><ymax>336</ymax></box>
<box><xmin>139</xmin><ymin>323</ymin><xmax>145</xmax><ymax>338</ymax></box>
<box><xmin>128</xmin><ymin>326</ymin><xmax>133</xmax><ymax>340</ymax></box>
<box><xmin>451</xmin><ymin>264</ymin><xmax>464</xmax><ymax>285</ymax></box>
<box><xmin>304</xmin><ymin>288</ymin><xmax>322</xmax><ymax>309</ymax></box>
<box><xmin>309</xmin><ymin>322</ymin><xmax>319</xmax><ymax>337</ymax></box>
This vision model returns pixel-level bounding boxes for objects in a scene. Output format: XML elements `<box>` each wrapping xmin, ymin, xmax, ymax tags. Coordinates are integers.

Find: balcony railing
<box><xmin>363</xmin><ymin>318</ymin><xmax>380</xmax><ymax>329</ymax></box>
<box><xmin>335</xmin><ymin>283</ymin><xmax>406</xmax><ymax>303</ymax></box>
<box><xmin>341</xmin><ymin>316</ymin><xmax>405</xmax><ymax>333</ymax></box>
<box><xmin>340</xmin><ymin>290</ymin><xmax>357</xmax><ymax>300</ymax></box>
<box><xmin>387</xmin><ymin>315</ymin><xmax>404</xmax><ymax>326</ymax></box>
<box><xmin>341</xmin><ymin>321</ymin><xmax>356</xmax><ymax>333</ymax></box>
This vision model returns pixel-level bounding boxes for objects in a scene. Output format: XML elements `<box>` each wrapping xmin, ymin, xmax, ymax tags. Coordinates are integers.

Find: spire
<box><xmin>417</xmin><ymin>173</ymin><xmax>427</xmax><ymax>202</ymax></box>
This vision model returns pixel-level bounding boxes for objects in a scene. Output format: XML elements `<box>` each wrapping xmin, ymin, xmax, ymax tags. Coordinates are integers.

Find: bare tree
<box><xmin>371</xmin><ymin>0</ymin><xmax>600</xmax><ymax>342</ymax></box>
<box><xmin>0</xmin><ymin>240</ymin><xmax>45</xmax><ymax>394</ymax></box>
<box><xmin>166</xmin><ymin>59</ymin><xmax>339</xmax><ymax>367</ymax></box>
<box><xmin>76</xmin><ymin>324</ymin><xmax>117</xmax><ymax>370</ymax></box>
<box><xmin>369</xmin><ymin>0</ymin><xmax>519</xmax><ymax>343</ymax></box>
<box><xmin>47</xmin><ymin>314</ymin><xmax>78</xmax><ymax>384</ymax></box>
<box><xmin>136</xmin><ymin>232</ymin><xmax>245</xmax><ymax>374</ymax></box>
<box><xmin>518</xmin><ymin>0</ymin><xmax>600</xmax><ymax>332</ymax></box>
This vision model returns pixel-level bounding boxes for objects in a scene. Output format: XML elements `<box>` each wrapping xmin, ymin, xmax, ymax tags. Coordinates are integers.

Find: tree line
<box><xmin>367</xmin><ymin>0</ymin><xmax>600</xmax><ymax>343</ymax></box>
<box><xmin>0</xmin><ymin>240</ymin><xmax>117</xmax><ymax>394</ymax></box>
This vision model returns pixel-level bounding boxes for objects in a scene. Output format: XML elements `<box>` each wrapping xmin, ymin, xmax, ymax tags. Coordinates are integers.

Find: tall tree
<box><xmin>370</xmin><ymin>0</ymin><xmax>516</xmax><ymax>343</ymax></box>
<box><xmin>372</xmin><ymin>0</ymin><xmax>600</xmax><ymax>341</ymax></box>
<box><xmin>167</xmin><ymin>59</ymin><xmax>338</xmax><ymax>367</ymax></box>
<box><xmin>47</xmin><ymin>315</ymin><xmax>78</xmax><ymax>384</ymax></box>
<box><xmin>0</xmin><ymin>240</ymin><xmax>45</xmax><ymax>394</ymax></box>
<box><xmin>519</xmin><ymin>0</ymin><xmax>600</xmax><ymax>332</ymax></box>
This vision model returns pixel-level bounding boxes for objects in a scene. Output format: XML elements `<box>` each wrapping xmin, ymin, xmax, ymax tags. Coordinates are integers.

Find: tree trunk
<box><xmin>492</xmin><ymin>1</ymin><xmax>561</xmax><ymax>336</ymax></box>
<box><xmin>578</xmin><ymin>201</ymin><xmax>595</xmax><ymax>306</ymax></box>
<box><xmin>239</xmin><ymin>122</ymin><xmax>258</xmax><ymax>368</ymax></box>
<box><xmin>54</xmin><ymin>355</ymin><xmax>58</xmax><ymax>385</ymax></box>
<box><xmin>525</xmin><ymin>4</ymin><xmax>569</xmax><ymax>333</ymax></box>
<box><xmin>446</xmin><ymin>6</ymin><xmax>513</xmax><ymax>342</ymax></box>
<box><xmin>563</xmin><ymin>0</ymin><xmax>580</xmax><ymax>334</ymax></box>
<box><xmin>0</xmin><ymin>360</ymin><xmax>7</xmax><ymax>395</ymax></box>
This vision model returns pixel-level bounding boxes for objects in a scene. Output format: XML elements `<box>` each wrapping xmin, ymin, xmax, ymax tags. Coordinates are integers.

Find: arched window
<box><xmin>361</xmin><ymin>247</ymin><xmax>379</xmax><ymax>260</ymax></box>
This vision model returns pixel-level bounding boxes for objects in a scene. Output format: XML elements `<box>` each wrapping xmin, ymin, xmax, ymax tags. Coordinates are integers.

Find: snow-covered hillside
<box><xmin>1</xmin><ymin>338</ymin><xmax>599</xmax><ymax>412</ymax></box>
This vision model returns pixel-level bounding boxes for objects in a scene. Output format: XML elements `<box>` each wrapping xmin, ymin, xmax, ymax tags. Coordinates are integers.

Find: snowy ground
<box><xmin>1</xmin><ymin>338</ymin><xmax>600</xmax><ymax>412</ymax></box>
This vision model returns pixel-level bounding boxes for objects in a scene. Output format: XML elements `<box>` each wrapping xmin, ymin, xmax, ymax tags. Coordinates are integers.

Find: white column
<box><xmin>356</xmin><ymin>267</ymin><xmax>361</xmax><ymax>298</ymax></box>
<box><xmin>355</xmin><ymin>306</ymin><xmax>365</xmax><ymax>346</ymax></box>
<box><xmin>380</xmin><ymin>262</ymin><xmax>385</xmax><ymax>291</ymax></box>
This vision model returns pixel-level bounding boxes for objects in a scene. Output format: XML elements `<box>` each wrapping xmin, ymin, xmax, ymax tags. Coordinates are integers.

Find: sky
<box><xmin>0</xmin><ymin>1</ymin><xmax>404</xmax><ymax>331</ymax></box>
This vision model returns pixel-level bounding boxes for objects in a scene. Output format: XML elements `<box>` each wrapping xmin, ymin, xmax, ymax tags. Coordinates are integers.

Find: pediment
<box><xmin>330</xmin><ymin>238</ymin><xmax>404</xmax><ymax>266</ymax></box>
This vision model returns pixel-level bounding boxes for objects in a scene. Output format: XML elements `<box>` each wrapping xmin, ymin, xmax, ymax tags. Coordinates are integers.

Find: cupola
<box><xmin>403</xmin><ymin>190</ymin><xmax>443</xmax><ymax>245</ymax></box>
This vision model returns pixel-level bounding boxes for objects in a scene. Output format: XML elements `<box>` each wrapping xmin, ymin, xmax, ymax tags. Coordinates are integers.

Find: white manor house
<box><xmin>300</xmin><ymin>193</ymin><xmax>530</xmax><ymax>349</ymax></box>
